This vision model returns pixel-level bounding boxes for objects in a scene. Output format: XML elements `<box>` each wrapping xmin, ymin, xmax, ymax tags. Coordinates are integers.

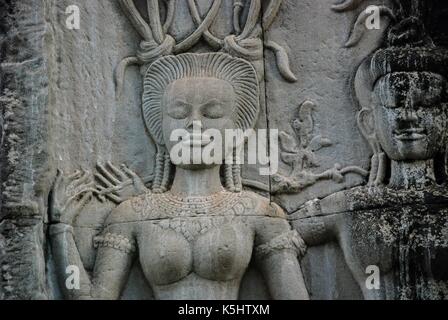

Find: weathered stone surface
<box><xmin>1</xmin><ymin>0</ymin><xmax>447</xmax><ymax>300</ymax></box>
<box><xmin>0</xmin><ymin>0</ymin><xmax>50</xmax><ymax>300</ymax></box>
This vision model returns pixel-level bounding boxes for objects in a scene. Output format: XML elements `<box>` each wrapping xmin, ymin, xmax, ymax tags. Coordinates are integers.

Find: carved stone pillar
<box><xmin>0</xmin><ymin>0</ymin><xmax>50</xmax><ymax>299</ymax></box>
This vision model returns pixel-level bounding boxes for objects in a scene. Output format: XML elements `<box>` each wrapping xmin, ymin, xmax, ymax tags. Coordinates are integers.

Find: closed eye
<box><xmin>201</xmin><ymin>99</ymin><xmax>225</xmax><ymax>119</ymax></box>
<box><xmin>167</xmin><ymin>101</ymin><xmax>191</xmax><ymax>119</ymax></box>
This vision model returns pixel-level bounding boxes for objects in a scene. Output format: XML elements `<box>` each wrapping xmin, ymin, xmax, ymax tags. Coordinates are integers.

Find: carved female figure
<box><xmin>293</xmin><ymin>17</ymin><xmax>448</xmax><ymax>299</ymax></box>
<box><xmin>49</xmin><ymin>52</ymin><xmax>309</xmax><ymax>300</ymax></box>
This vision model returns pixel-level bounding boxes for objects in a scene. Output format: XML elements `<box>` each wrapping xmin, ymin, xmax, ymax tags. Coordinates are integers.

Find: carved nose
<box><xmin>185</xmin><ymin>117</ymin><xmax>203</xmax><ymax>131</ymax></box>
<box><xmin>399</xmin><ymin>109</ymin><xmax>418</xmax><ymax>122</ymax></box>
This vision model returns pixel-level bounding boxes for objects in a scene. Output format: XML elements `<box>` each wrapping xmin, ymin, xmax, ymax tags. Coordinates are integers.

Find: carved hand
<box><xmin>95</xmin><ymin>162</ymin><xmax>148</xmax><ymax>204</ymax></box>
<box><xmin>50</xmin><ymin>169</ymin><xmax>96</xmax><ymax>225</ymax></box>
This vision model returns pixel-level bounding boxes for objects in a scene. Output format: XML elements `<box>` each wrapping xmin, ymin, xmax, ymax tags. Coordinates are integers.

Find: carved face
<box><xmin>162</xmin><ymin>77</ymin><xmax>237</xmax><ymax>169</ymax></box>
<box><xmin>373</xmin><ymin>72</ymin><xmax>448</xmax><ymax>161</ymax></box>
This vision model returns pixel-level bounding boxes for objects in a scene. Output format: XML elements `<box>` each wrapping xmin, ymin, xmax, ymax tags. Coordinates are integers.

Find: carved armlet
<box><xmin>255</xmin><ymin>230</ymin><xmax>307</xmax><ymax>261</ymax></box>
<box><xmin>93</xmin><ymin>232</ymin><xmax>136</xmax><ymax>254</ymax></box>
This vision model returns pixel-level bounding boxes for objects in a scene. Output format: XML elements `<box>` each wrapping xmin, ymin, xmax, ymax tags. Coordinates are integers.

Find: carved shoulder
<box><xmin>104</xmin><ymin>195</ymin><xmax>146</xmax><ymax>226</ymax></box>
<box><xmin>244</xmin><ymin>193</ymin><xmax>307</xmax><ymax>260</ymax></box>
<box><xmin>95</xmin><ymin>196</ymin><xmax>146</xmax><ymax>255</ymax></box>
<box><xmin>241</xmin><ymin>191</ymin><xmax>287</xmax><ymax>219</ymax></box>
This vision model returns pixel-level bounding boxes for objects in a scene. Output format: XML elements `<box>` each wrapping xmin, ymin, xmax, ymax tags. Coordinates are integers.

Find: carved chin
<box><xmin>175</xmin><ymin>162</ymin><xmax>220</xmax><ymax>170</ymax></box>
<box><xmin>387</xmin><ymin>139</ymin><xmax>432</xmax><ymax>161</ymax></box>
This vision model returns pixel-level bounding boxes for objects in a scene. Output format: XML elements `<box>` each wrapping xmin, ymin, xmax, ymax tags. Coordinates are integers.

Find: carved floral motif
<box><xmin>271</xmin><ymin>100</ymin><xmax>368</xmax><ymax>194</ymax></box>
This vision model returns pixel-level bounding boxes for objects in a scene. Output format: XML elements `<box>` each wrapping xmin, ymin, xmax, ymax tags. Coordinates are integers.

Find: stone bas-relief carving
<box><xmin>49</xmin><ymin>53</ymin><xmax>309</xmax><ymax>300</ymax></box>
<box><xmin>1</xmin><ymin>0</ymin><xmax>448</xmax><ymax>300</ymax></box>
<box><xmin>115</xmin><ymin>0</ymin><xmax>297</xmax><ymax>194</ymax></box>
<box><xmin>116</xmin><ymin>0</ymin><xmax>297</xmax><ymax>97</ymax></box>
<box><xmin>332</xmin><ymin>0</ymin><xmax>396</xmax><ymax>48</ymax></box>
<box><xmin>293</xmin><ymin>1</ymin><xmax>448</xmax><ymax>300</ymax></box>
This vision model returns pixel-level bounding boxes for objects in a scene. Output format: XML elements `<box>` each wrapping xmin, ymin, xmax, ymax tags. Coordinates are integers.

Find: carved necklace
<box><xmin>166</xmin><ymin>189</ymin><xmax>230</xmax><ymax>204</ymax></box>
<box><xmin>131</xmin><ymin>189</ymin><xmax>255</xmax><ymax>220</ymax></box>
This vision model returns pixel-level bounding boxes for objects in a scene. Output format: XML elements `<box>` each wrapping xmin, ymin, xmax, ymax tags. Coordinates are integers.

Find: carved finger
<box><xmin>67</xmin><ymin>170</ymin><xmax>87</xmax><ymax>194</ymax></box>
<box><xmin>65</xmin><ymin>188</ymin><xmax>94</xmax><ymax>209</ymax></box>
<box><xmin>54</xmin><ymin>169</ymin><xmax>64</xmax><ymax>193</ymax></box>
<box><xmin>107</xmin><ymin>161</ymin><xmax>127</xmax><ymax>181</ymax></box>
<box><xmin>75</xmin><ymin>182</ymin><xmax>97</xmax><ymax>195</ymax></box>
<box><xmin>97</xmin><ymin>163</ymin><xmax>121</xmax><ymax>185</ymax></box>
<box><xmin>68</xmin><ymin>170</ymin><xmax>82</xmax><ymax>181</ymax></box>
<box><xmin>121</xmin><ymin>164</ymin><xmax>138</xmax><ymax>179</ymax></box>
<box><xmin>121</xmin><ymin>165</ymin><xmax>147</xmax><ymax>192</ymax></box>
<box><xmin>72</xmin><ymin>188</ymin><xmax>97</xmax><ymax>201</ymax></box>
<box><xmin>72</xmin><ymin>170</ymin><xmax>92</xmax><ymax>189</ymax></box>
<box><xmin>95</xmin><ymin>172</ymin><xmax>115</xmax><ymax>188</ymax></box>
<box><xmin>106</xmin><ymin>193</ymin><xmax>123</xmax><ymax>204</ymax></box>
<box><xmin>95</xmin><ymin>186</ymin><xmax>107</xmax><ymax>202</ymax></box>
<box><xmin>73</xmin><ymin>192</ymin><xmax>93</xmax><ymax>217</ymax></box>
<box><xmin>96</xmin><ymin>183</ymin><xmax>119</xmax><ymax>196</ymax></box>
<box><xmin>96</xmin><ymin>185</ymin><xmax>107</xmax><ymax>193</ymax></box>
<box><xmin>65</xmin><ymin>194</ymin><xmax>79</xmax><ymax>208</ymax></box>
<box><xmin>82</xmin><ymin>187</ymin><xmax>99</xmax><ymax>195</ymax></box>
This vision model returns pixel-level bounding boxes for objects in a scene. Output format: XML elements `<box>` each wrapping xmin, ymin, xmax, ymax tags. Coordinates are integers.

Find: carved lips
<box><xmin>394</xmin><ymin>128</ymin><xmax>427</xmax><ymax>141</ymax></box>
<box><xmin>181</xmin><ymin>132</ymin><xmax>213</xmax><ymax>147</ymax></box>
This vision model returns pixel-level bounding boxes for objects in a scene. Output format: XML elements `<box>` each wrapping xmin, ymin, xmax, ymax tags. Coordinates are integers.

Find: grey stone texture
<box><xmin>1</xmin><ymin>0</ymin><xmax>448</xmax><ymax>300</ymax></box>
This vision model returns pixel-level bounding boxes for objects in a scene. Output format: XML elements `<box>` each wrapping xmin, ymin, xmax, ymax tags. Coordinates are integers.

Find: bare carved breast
<box><xmin>138</xmin><ymin>218</ymin><xmax>254</xmax><ymax>285</ymax></box>
<box><xmin>130</xmin><ymin>191</ymin><xmax>262</xmax><ymax>286</ymax></box>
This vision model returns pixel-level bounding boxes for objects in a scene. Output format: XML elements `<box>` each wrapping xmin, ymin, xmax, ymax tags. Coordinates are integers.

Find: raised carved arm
<box><xmin>49</xmin><ymin>170</ymin><xmax>135</xmax><ymax>299</ymax></box>
<box><xmin>289</xmin><ymin>199</ymin><xmax>336</xmax><ymax>246</ymax></box>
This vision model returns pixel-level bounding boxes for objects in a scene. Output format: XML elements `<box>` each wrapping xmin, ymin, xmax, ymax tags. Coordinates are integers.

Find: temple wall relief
<box><xmin>1</xmin><ymin>0</ymin><xmax>447</xmax><ymax>300</ymax></box>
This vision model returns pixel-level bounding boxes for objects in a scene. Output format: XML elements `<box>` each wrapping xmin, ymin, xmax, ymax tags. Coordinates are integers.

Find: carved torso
<box><xmin>134</xmin><ymin>191</ymin><xmax>257</xmax><ymax>292</ymax></box>
<box><xmin>94</xmin><ymin>190</ymin><xmax>303</xmax><ymax>300</ymax></box>
<box><xmin>294</xmin><ymin>186</ymin><xmax>448</xmax><ymax>299</ymax></box>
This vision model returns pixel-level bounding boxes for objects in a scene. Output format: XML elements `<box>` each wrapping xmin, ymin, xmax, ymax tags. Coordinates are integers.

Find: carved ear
<box><xmin>354</xmin><ymin>58</ymin><xmax>374</xmax><ymax>111</ymax></box>
<box><xmin>357</xmin><ymin>108</ymin><xmax>375</xmax><ymax>142</ymax></box>
<box><xmin>354</xmin><ymin>57</ymin><xmax>381</xmax><ymax>153</ymax></box>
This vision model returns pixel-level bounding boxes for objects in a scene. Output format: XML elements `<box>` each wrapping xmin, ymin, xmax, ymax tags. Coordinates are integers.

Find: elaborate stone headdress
<box><xmin>116</xmin><ymin>1</ymin><xmax>299</xmax><ymax>192</ymax></box>
<box><xmin>370</xmin><ymin>19</ymin><xmax>448</xmax><ymax>85</ymax></box>
<box><xmin>142</xmin><ymin>52</ymin><xmax>260</xmax><ymax>193</ymax></box>
<box><xmin>142</xmin><ymin>52</ymin><xmax>259</xmax><ymax>146</ymax></box>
